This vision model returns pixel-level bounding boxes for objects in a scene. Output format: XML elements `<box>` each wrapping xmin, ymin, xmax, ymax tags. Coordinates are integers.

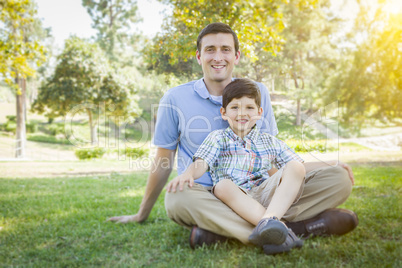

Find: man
<box><xmin>108</xmin><ymin>23</ymin><xmax>358</xmax><ymax>251</ymax></box>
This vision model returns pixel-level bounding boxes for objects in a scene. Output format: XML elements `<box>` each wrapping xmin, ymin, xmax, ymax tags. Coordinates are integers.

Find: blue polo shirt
<box><xmin>153</xmin><ymin>78</ymin><xmax>278</xmax><ymax>187</ymax></box>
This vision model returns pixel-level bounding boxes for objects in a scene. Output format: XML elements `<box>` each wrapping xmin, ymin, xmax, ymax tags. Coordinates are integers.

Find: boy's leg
<box><xmin>261</xmin><ymin>160</ymin><xmax>305</xmax><ymax>220</ymax></box>
<box><xmin>248</xmin><ymin>161</ymin><xmax>305</xmax><ymax>246</ymax></box>
<box><xmin>256</xmin><ymin>165</ymin><xmax>356</xmax><ymax>236</ymax></box>
<box><xmin>165</xmin><ymin>183</ymin><xmax>254</xmax><ymax>244</ymax></box>
<box><xmin>213</xmin><ymin>179</ymin><xmax>266</xmax><ymax>226</ymax></box>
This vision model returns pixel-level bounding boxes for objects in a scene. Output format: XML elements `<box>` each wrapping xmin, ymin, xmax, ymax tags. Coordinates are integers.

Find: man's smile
<box><xmin>211</xmin><ymin>65</ymin><xmax>225</xmax><ymax>69</ymax></box>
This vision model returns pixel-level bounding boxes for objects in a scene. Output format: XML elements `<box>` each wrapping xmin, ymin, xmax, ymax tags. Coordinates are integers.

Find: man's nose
<box><xmin>213</xmin><ymin>50</ymin><xmax>223</xmax><ymax>61</ymax></box>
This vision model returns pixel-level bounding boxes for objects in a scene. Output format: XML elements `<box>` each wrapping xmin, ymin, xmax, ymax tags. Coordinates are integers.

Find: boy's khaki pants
<box><xmin>165</xmin><ymin>165</ymin><xmax>353</xmax><ymax>244</ymax></box>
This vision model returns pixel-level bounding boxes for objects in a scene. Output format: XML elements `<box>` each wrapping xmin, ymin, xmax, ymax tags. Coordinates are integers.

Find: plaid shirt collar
<box><xmin>223</xmin><ymin>124</ymin><xmax>260</xmax><ymax>144</ymax></box>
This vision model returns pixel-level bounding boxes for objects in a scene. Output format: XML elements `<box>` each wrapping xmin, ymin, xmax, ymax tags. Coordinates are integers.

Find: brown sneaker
<box><xmin>189</xmin><ymin>226</ymin><xmax>229</xmax><ymax>249</ymax></box>
<box><xmin>286</xmin><ymin>208</ymin><xmax>358</xmax><ymax>238</ymax></box>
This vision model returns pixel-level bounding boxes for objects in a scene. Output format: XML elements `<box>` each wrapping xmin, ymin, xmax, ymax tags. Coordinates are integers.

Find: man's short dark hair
<box><xmin>197</xmin><ymin>22</ymin><xmax>239</xmax><ymax>55</ymax></box>
<box><xmin>222</xmin><ymin>78</ymin><xmax>261</xmax><ymax>109</ymax></box>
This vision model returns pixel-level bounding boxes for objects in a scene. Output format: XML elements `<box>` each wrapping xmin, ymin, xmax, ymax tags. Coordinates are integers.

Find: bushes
<box><xmin>75</xmin><ymin>147</ymin><xmax>106</xmax><ymax>160</ymax></box>
<box><xmin>27</xmin><ymin>133</ymin><xmax>72</xmax><ymax>145</ymax></box>
<box><xmin>26</xmin><ymin>122</ymin><xmax>38</xmax><ymax>133</ymax></box>
<box><xmin>74</xmin><ymin>146</ymin><xmax>150</xmax><ymax>160</ymax></box>
<box><xmin>1</xmin><ymin>116</ymin><xmax>37</xmax><ymax>133</ymax></box>
<box><xmin>285</xmin><ymin>139</ymin><xmax>337</xmax><ymax>153</ymax></box>
<box><xmin>123</xmin><ymin>147</ymin><xmax>149</xmax><ymax>159</ymax></box>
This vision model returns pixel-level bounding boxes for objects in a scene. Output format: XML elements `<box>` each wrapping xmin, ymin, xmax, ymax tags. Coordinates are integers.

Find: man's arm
<box><xmin>108</xmin><ymin>147</ymin><xmax>176</xmax><ymax>223</ymax></box>
<box><xmin>303</xmin><ymin>160</ymin><xmax>355</xmax><ymax>185</ymax></box>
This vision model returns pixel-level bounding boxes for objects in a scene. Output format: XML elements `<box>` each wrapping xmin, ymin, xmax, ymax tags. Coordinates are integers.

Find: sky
<box><xmin>35</xmin><ymin>0</ymin><xmax>170</xmax><ymax>48</ymax></box>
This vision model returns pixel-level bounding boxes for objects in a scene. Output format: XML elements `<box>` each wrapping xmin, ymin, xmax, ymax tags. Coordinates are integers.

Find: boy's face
<box><xmin>196</xmin><ymin>33</ymin><xmax>240</xmax><ymax>86</ymax></box>
<box><xmin>220</xmin><ymin>96</ymin><xmax>263</xmax><ymax>138</ymax></box>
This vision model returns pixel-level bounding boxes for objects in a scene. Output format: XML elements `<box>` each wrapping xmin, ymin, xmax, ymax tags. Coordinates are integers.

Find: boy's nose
<box><xmin>238</xmin><ymin>108</ymin><xmax>245</xmax><ymax>115</ymax></box>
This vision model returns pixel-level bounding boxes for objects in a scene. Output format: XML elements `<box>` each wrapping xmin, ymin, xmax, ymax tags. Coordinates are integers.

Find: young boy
<box><xmin>166</xmin><ymin>78</ymin><xmax>305</xmax><ymax>252</ymax></box>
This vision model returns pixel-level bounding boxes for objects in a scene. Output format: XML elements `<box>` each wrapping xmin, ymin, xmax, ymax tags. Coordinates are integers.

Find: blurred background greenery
<box><xmin>0</xmin><ymin>0</ymin><xmax>401</xmax><ymax>159</ymax></box>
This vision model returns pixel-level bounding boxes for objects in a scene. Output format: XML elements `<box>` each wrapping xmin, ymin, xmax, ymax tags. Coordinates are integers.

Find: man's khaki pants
<box><xmin>165</xmin><ymin>165</ymin><xmax>353</xmax><ymax>244</ymax></box>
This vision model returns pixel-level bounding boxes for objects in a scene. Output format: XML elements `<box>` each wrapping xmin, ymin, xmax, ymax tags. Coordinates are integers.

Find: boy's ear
<box><xmin>220</xmin><ymin>107</ymin><xmax>228</xmax><ymax>120</ymax></box>
<box><xmin>255</xmin><ymin>107</ymin><xmax>263</xmax><ymax>120</ymax></box>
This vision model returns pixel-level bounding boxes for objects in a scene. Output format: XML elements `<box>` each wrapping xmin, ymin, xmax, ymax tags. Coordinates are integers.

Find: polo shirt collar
<box><xmin>224</xmin><ymin>125</ymin><xmax>260</xmax><ymax>143</ymax></box>
<box><xmin>193</xmin><ymin>78</ymin><xmax>236</xmax><ymax>106</ymax></box>
<box><xmin>194</xmin><ymin>78</ymin><xmax>210</xmax><ymax>99</ymax></box>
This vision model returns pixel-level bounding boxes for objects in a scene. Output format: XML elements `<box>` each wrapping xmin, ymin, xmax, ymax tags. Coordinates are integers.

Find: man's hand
<box><xmin>338</xmin><ymin>161</ymin><xmax>355</xmax><ymax>185</ymax></box>
<box><xmin>107</xmin><ymin>214</ymin><xmax>144</xmax><ymax>224</ymax></box>
<box><xmin>304</xmin><ymin>160</ymin><xmax>355</xmax><ymax>185</ymax></box>
<box><xmin>166</xmin><ymin>174</ymin><xmax>194</xmax><ymax>193</ymax></box>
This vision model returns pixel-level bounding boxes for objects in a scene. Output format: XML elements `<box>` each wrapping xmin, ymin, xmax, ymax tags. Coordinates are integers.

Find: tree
<box><xmin>82</xmin><ymin>0</ymin><xmax>141</xmax><ymax>63</ymax></box>
<box><xmin>0</xmin><ymin>0</ymin><xmax>46</xmax><ymax>158</ymax></box>
<box><xmin>145</xmin><ymin>0</ymin><xmax>300</xmax><ymax>78</ymax></box>
<box><xmin>276</xmin><ymin>0</ymin><xmax>341</xmax><ymax>125</ymax></box>
<box><xmin>325</xmin><ymin>1</ymin><xmax>402</xmax><ymax>132</ymax></box>
<box><xmin>32</xmin><ymin>37</ymin><xmax>141</xmax><ymax>145</ymax></box>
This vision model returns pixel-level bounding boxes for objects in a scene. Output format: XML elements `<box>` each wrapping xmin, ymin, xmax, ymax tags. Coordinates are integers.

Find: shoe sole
<box><xmin>263</xmin><ymin>240</ymin><xmax>303</xmax><ymax>255</ymax></box>
<box><xmin>249</xmin><ymin>221</ymin><xmax>288</xmax><ymax>246</ymax></box>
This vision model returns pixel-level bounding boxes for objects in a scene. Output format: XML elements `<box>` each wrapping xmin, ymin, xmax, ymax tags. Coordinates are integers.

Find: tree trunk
<box><xmin>15</xmin><ymin>77</ymin><xmax>26</xmax><ymax>158</ymax></box>
<box><xmin>87</xmin><ymin>109</ymin><xmax>98</xmax><ymax>145</ymax></box>
<box><xmin>296</xmin><ymin>98</ymin><xmax>302</xmax><ymax>126</ymax></box>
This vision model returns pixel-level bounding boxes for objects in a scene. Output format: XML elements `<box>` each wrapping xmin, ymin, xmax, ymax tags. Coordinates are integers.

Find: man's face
<box><xmin>196</xmin><ymin>33</ymin><xmax>240</xmax><ymax>86</ymax></box>
<box><xmin>220</xmin><ymin>96</ymin><xmax>263</xmax><ymax>138</ymax></box>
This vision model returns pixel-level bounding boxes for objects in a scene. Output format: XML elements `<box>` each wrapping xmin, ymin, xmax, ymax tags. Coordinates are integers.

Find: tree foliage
<box><xmin>326</xmin><ymin>1</ymin><xmax>402</xmax><ymax>130</ymax></box>
<box><xmin>0</xmin><ymin>0</ymin><xmax>46</xmax><ymax>88</ymax></box>
<box><xmin>0</xmin><ymin>0</ymin><xmax>47</xmax><ymax>158</ymax></box>
<box><xmin>145</xmin><ymin>0</ymin><xmax>319</xmax><ymax>78</ymax></box>
<box><xmin>82</xmin><ymin>0</ymin><xmax>141</xmax><ymax>62</ymax></box>
<box><xmin>32</xmin><ymin>37</ymin><xmax>141</xmax><ymax>144</ymax></box>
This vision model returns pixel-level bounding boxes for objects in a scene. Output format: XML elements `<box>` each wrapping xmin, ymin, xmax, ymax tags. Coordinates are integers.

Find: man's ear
<box><xmin>234</xmin><ymin>50</ymin><xmax>241</xmax><ymax>65</ymax></box>
<box><xmin>196</xmin><ymin>50</ymin><xmax>201</xmax><ymax>64</ymax></box>
<box><xmin>220</xmin><ymin>107</ymin><xmax>227</xmax><ymax>120</ymax></box>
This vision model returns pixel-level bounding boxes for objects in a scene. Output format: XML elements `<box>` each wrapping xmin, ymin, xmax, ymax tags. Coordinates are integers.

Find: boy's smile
<box><xmin>221</xmin><ymin>96</ymin><xmax>263</xmax><ymax>139</ymax></box>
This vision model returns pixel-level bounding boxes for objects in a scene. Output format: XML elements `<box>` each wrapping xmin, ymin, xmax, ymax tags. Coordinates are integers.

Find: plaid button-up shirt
<box><xmin>193</xmin><ymin>126</ymin><xmax>303</xmax><ymax>191</ymax></box>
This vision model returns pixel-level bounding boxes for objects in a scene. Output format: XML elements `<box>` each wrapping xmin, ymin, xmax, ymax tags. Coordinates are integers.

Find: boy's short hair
<box><xmin>222</xmin><ymin>78</ymin><xmax>261</xmax><ymax>109</ymax></box>
<box><xmin>197</xmin><ymin>22</ymin><xmax>239</xmax><ymax>55</ymax></box>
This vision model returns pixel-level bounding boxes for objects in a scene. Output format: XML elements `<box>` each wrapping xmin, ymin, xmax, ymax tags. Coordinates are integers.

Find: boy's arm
<box><xmin>166</xmin><ymin>158</ymin><xmax>209</xmax><ymax>192</ymax></box>
<box><xmin>303</xmin><ymin>160</ymin><xmax>354</xmax><ymax>185</ymax></box>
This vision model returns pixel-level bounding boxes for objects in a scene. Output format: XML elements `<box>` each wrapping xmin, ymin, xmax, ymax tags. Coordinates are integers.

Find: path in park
<box><xmin>274</xmin><ymin>100</ymin><xmax>402</xmax><ymax>151</ymax></box>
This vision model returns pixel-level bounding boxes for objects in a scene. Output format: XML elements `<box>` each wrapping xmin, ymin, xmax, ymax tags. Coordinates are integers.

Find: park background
<box><xmin>0</xmin><ymin>0</ymin><xmax>401</xmax><ymax>266</ymax></box>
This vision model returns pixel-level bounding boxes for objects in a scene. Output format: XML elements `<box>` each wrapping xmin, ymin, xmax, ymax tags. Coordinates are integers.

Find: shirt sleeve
<box><xmin>192</xmin><ymin>131</ymin><xmax>221</xmax><ymax>170</ymax></box>
<box><xmin>257</xmin><ymin>82</ymin><xmax>278</xmax><ymax>136</ymax></box>
<box><xmin>271</xmin><ymin>136</ymin><xmax>304</xmax><ymax>169</ymax></box>
<box><xmin>152</xmin><ymin>91</ymin><xmax>180</xmax><ymax>150</ymax></box>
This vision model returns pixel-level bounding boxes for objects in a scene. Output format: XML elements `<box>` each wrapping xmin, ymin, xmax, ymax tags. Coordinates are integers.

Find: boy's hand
<box><xmin>166</xmin><ymin>174</ymin><xmax>194</xmax><ymax>192</ymax></box>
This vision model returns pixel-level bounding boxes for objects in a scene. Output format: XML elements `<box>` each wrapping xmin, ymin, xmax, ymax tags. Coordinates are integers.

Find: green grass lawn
<box><xmin>1</xmin><ymin>165</ymin><xmax>401</xmax><ymax>267</ymax></box>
